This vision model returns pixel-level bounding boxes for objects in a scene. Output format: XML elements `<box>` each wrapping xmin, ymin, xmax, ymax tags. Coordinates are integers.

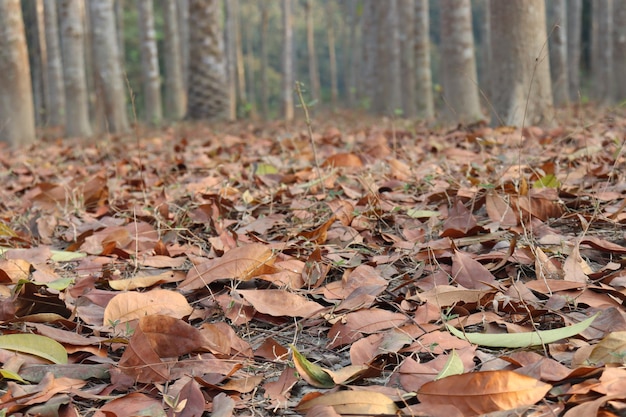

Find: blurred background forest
<box><xmin>0</xmin><ymin>0</ymin><xmax>624</xmax><ymax>146</ymax></box>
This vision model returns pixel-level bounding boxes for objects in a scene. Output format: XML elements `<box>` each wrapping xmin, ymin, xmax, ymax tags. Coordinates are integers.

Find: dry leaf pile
<box><xmin>1</xmin><ymin>114</ymin><xmax>626</xmax><ymax>416</ymax></box>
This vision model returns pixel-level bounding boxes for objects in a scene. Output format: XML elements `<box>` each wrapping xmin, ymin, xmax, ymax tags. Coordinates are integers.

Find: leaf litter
<box><xmin>1</xmin><ymin>115</ymin><xmax>626</xmax><ymax>416</ymax></box>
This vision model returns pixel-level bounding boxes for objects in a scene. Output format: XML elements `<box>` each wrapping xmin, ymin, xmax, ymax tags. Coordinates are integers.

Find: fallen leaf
<box><xmin>296</xmin><ymin>390</ymin><xmax>398</xmax><ymax>415</ymax></box>
<box><xmin>0</xmin><ymin>334</ymin><xmax>67</xmax><ymax>364</ymax></box>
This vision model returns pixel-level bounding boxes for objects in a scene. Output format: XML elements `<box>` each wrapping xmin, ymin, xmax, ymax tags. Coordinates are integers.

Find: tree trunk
<box><xmin>398</xmin><ymin>0</ymin><xmax>416</xmax><ymax>118</ymax></box>
<box><xmin>114</xmin><ymin>0</ymin><xmax>124</xmax><ymax>62</ymax></box>
<box><xmin>88</xmin><ymin>0</ymin><xmax>130</xmax><ymax>133</ymax></box>
<box><xmin>489</xmin><ymin>0</ymin><xmax>554</xmax><ymax>127</ymax></box>
<box><xmin>342</xmin><ymin>0</ymin><xmax>358</xmax><ymax>108</ymax></box>
<box><xmin>259</xmin><ymin>1</ymin><xmax>269</xmax><ymax>119</ymax></box>
<box><xmin>613</xmin><ymin>1</ymin><xmax>626</xmax><ymax>101</ymax></box>
<box><xmin>361</xmin><ymin>0</ymin><xmax>378</xmax><ymax>109</ymax></box>
<box><xmin>23</xmin><ymin>0</ymin><xmax>47</xmax><ymax>126</ymax></box>
<box><xmin>304</xmin><ymin>0</ymin><xmax>321</xmax><ymax>102</ymax></box>
<box><xmin>162</xmin><ymin>0</ymin><xmax>186</xmax><ymax>120</ymax></box>
<box><xmin>414</xmin><ymin>0</ymin><xmax>434</xmax><ymax>119</ymax></box>
<box><xmin>440</xmin><ymin>0</ymin><xmax>483</xmax><ymax>123</ymax></box>
<box><xmin>326</xmin><ymin>0</ymin><xmax>338</xmax><ymax>108</ymax></box>
<box><xmin>187</xmin><ymin>0</ymin><xmax>229</xmax><ymax>120</ymax></box>
<box><xmin>178</xmin><ymin>0</ymin><xmax>190</xmax><ymax>90</ymax></box>
<box><xmin>234</xmin><ymin>0</ymin><xmax>246</xmax><ymax>108</ymax></box>
<box><xmin>547</xmin><ymin>0</ymin><xmax>569</xmax><ymax>106</ymax></box>
<box><xmin>243</xmin><ymin>2</ymin><xmax>256</xmax><ymax>118</ymax></box>
<box><xmin>137</xmin><ymin>0</ymin><xmax>162</xmax><ymax>125</ymax></box>
<box><xmin>0</xmin><ymin>0</ymin><xmax>36</xmax><ymax>146</ymax></box>
<box><xmin>43</xmin><ymin>0</ymin><xmax>65</xmax><ymax>127</ymax></box>
<box><xmin>478</xmin><ymin>0</ymin><xmax>492</xmax><ymax>105</ymax></box>
<box><xmin>567</xmin><ymin>0</ymin><xmax>582</xmax><ymax>101</ymax></box>
<box><xmin>282</xmin><ymin>0</ymin><xmax>294</xmax><ymax>121</ymax></box>
<box><xmin>591</xmin><ymin>0</ymin><xmax>613</xmax><ymax>104</ymax></box>
<box><xmin>225</xmin><ymin>0</ymin><xmax>237</xmax><ymax>120</ymax></box>
<box><xmin>59</xmin><ymin>0</ymin><xmax>92</xmax><ymax>137</ymax></box>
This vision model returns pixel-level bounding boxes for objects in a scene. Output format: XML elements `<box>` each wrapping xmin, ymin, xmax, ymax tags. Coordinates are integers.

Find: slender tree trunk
<box><xmin>414</xmin><ymin>0</ymin><xmax>434</xmax><ymax>119</ymax></box>
<box><xmin>547</xmin><ymin>0</ymin><xmax>569</xmax><ymax>106</ymax></box>
<box><xmin>440</xmin><ymin>0</ymin><xmax>483</xmax><ymax>123</ymax></box>
<box><xmin>478</xmin><ymin>0</ymin><xmax>492</xmax><ymax>105</ymax></box>
<box><xmin>490</xmin><ymin>0</ymin><xmax>554</xmax><ymax>126</ymax></box>
<box><xmin>304</xmin><ymin>0</ymin><xmax>321</xmax><ymax>102</ymax></box>
<box><xmin>23</xmin><ymin>0</ymin><xmax>47</xmax><ymax>126</ymax></box>
<box><xmin>88</xmin><ymin>0</ymin><xmax>130</xmax><ymax>133</ymax></box>
<box><xmin>178</xmin><ymin>0</ymin><xmax>190</xmax><ymax>90</ymax></box>
<box><xmin>326</xmin><ymin>0</ymin><xmax>338</xmax><ymax>108</ymax></box>
<box><xmin>43</xmin><ymin>0</ymin><xmax>65</xmax><ymax>127</ymax></box>
<box><xmin>374</xmin><ymin>0</ymin><xmax>402</xmax><ymax>115</ymax></box>
<box><xmin>187</xmin><ymin>0</ymin><xmax>229</xmax><ymax>120</ymax></box>
<box><xmin>361</xmin><ymin>0</ymin><xmax>377</xmax><ymax>109</ymax></box>
<box><xmin>59</xmin><ymin>0</ymin><xmax>91</xmax><ymax>137</ymax></box>
<box><xmin>234</xmin><ymin>0</ymin><xmax>246</xmax><ymax>107</ymax></box>
<box><xmin>613</xmin><ymin>1</ymin><xmax>626</xmax><ymax>101</ymax></box>
<box><xmin>137</xmin><ymin>0</ymin><xmax>162</xmax><ymax>125</ymax></box>
<box><xmin>343</xmin><ymin>0</ymin><xmax>358</xmax><ymax>107</ymax></box>
<box><xmin>162</xmin><ymin>0</ymin><xmax>186</xmax><ymax>120</ymax></box>
<box><xmin>0</xmin><ymin>0</ymin><xmax>36</xmax><ymax>146</ymax></box>
<box><xmin>398</xmin><ymin>0</ymin><xmax>416</xmax><ymax>118</ymax></box>
<box><xmin>282</xmin><ymin>0</ymin><xmax>294</xmax><ymax>121</ymax></box>
<box><xmin>259</xmin><ymin>2</ymin><xmax>269</xmax><ymax>119</ymax></box>
<box><xmin>567</xmin><ymin>0</ymin><xmax>582</xmax><ymax>101</ymax></box>
<box><xmin>114</xmin><ymin>0</ymin><xmax>124</xmax><ymax>62</ymax></box>
<box><xmin>591</xmin><ymin>0</ymin><xmax>613</xmax><ymax>104</ymax></box>
<box><xmin>225</xmin><ymin>0</ymin><xmax>237</xmax><ymax>120</ymax></box>
<box><xmin>243</xmin><ymin>1</ymin><xmax>256</xmax><ymax>118</ymax></box>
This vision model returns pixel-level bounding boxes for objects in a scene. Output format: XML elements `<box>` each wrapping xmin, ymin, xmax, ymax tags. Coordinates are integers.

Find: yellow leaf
<box><xmin>0</xmin><ymin>334</ymin><xmax>68</xmax><ymax>364</ymax></box>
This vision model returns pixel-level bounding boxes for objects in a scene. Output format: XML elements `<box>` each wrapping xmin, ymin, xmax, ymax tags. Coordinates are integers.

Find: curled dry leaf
<box><xmin>417</xmin><ymin>370</ymin><xmax>551</xmax><ymax>415</ymax></box>
<box><xmin>296</xmin><ymin>390</ymin><xmax>398</xmax><ymax>415</ymax></box>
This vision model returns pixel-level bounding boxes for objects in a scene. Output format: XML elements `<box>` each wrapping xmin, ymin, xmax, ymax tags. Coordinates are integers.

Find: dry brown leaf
<box><xmin>237</xmin><ymin>289</ymin><xmax>324</xmax><ymax>318</ymax></box>
<box><xmin>417</xmin><ymin>370</ymin><xmax>551</xmax><ymax>415</ymax></box>
<box><xmin>296</xmin><ymin>390</ymin><xmax>398</xmax><ymax>415</ymax></box>
<box><xmin>179</xmin><ymin>243</ymin><xmax>276</xmax><ymax>290</ymax></box>
<box><xmin>138</xmin><ymin>314</ymin><xmax>205</xmax><ymax>357</ymax></box>
<box><xmin>103</xmin><ymin>289</ymin><xmax>192</xmax><ymax>325</ymax></box>
<box><xmin>451</xmin><ymin>250</ymin><xmax>498</xmax><ymax>289</ymax></box>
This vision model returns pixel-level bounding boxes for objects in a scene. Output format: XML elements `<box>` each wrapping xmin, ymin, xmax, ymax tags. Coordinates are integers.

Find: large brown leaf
<box><xmin>417</xmin><ymin>370</ymin><xmax>551</xmax><ymax>415</ymax></box>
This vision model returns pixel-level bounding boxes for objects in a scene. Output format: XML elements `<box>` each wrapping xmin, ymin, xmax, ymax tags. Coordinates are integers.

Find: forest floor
<box><xmin>1</xmin><ymin>107</ymin><xmax>626</xmax><ymax>417</ymax></box>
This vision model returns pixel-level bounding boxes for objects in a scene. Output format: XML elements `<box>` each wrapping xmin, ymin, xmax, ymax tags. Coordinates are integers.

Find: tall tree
<box><xmin>225</xmin><ymin>0</ymin><xmax>238</xmax><ymax>120</ymax></box>
<box><xmin>88</xmin><ymin>0</ymin><xmax>130</xmax><ymax>133</ymax></box>
<box><xmin>326</xmin><ymin>0</ymin><xmax>338</xmax><ymax>108</ymax></box>
<box><xmin>162</xmin><ymin>0</ymin><xmax>186</xmax><ymax>120</ymax></box>
<box><xmin>361</xmin><ymin>0</ymin><xmax>378</xmax><ymax>109</ymax></box>
<box><xmin>259</xmin><ymin>2</ymin><xmax>269</xmax><ymax>119</ymax></box>
<box><xmin>414</xmin><ymin>0</ymin><xmax>434</xmax><ymax>119</ymax></box>
<box><xmin>304</xmin><ymin>0</ymin><xmax>321</xmax><ymax>102</ymax></box>
<box><xmin>440</xmin><ymin>0</ymin><xmax>483</xmax><ymax>123</ymax></box>
<box><xmin>23</xmin><ymin>0</ymin><xmax>47</xmax><ymax>126</ymax></box>
<box><xmin>177</xmin><ymin>0</ymin><xmax>190</xmax><ymax>90</ymax></box>
<box><xmin>547</xmin><ymin>0</ymin><xmax>569</xmax><ymax>106</ymax></box>
<box><xmin>489</xmin><ymin>0</ymin><xmax>554</xmax><ymax>127</ymax></box>
<box><xmin>342</xmin><ymin>0</ymin><xmax>359</xmax><ymax>108</ymax></box>
<box><xmin>43</xmin><ymin>0</ymin><xmax>65</xmax><ymax>127</ymax></box>
<box><xmin>187</xmin><ymin>0</ymin><xmax>229</xmax><ymax>120</ymax></box>
<box><xmin>613</xmin><ymin>1</ymin><xmax>626</xmax><ymax>101</ymax></box>
<box><xmin>114</xmin><ymin>0</ymin><xmax>124</xmax><ymax>62</ymax></box>
<box><xmin>591</xmin><ymin>0</ymin><xmax>613</xmax><ymax>104</ymax></box>
<box><xmin>282</xmin><ymin>0</ymin><xmax>294</xmax><ymax>121</ymax></box>
<box><xmin>398</xmin><ymin>0</ymin><xmax>416</xmax><ymax>118</ymax></box>
<box><xmin>567</xmin><ymin>0</ymin><xmax>582</xmax><ymax>101</ymax></box>
<box><xmin>137</xmin><ymin>0</ymin><xmax>162</xmax><ymax>125</ymax></box>
<box><xmin>59</xmin><ymin>0</ymin><xmax>91</xmax><ymax>137</ymax></box>
<box><xmin>0</xmin><ymin>0</ymin><xmax>36</xmax><ymax>145</ymax></box>
<box><xmin>478</xmin><ymin>0</ymin><xmax>492</xmax><ymax>103</ymax></box>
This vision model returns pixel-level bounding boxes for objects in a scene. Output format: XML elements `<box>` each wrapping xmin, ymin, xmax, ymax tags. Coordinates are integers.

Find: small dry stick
<box><xmin>295</xmin><ymin>81</ymin><xmax>326</xmax><ymax>195</ymax></box>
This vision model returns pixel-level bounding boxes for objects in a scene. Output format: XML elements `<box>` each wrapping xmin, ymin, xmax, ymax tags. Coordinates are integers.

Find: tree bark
<box><xmin>59</xmin><ymin>0</ymin><xmax>92</xmax><ymax>137</ymax></box>
<box><xmin>162</xmin><ymin>0</ymin><xmax>186</xmax><ymax>120</ymax></box>
<box><xmin>440</xmin><ymin>0</ymin><xmax>483</xmax><ymax>123</ymax></box>
<box><xmin>137</xmin><ymin>0</ymin><xmax>162</xmax><ymax>125</ymax></box>
<box><xmin>489</xmin><ymin>0</ymin><xmax>554</xmax><ymax>127</ymax></box>
<box><xmin>187</xmin><ymin>0</ymin><xmax>229</xmax><ymax>120</ymax></box>
<box><xmin>613</xmin><ymin>1</ymin><xmax>626</xmax><ymax>101</ymax></box>
<box><xmin>88</xmin><ymin>0</ymin><xmax>130</xmax><ymax>133</ymax></box>
<box><xmin>374</xmin><ymin>0</ymin><xmax>402</xmax><ymax>115</ymax></box>
<box><xmin>547</xmin><ymin>0</ymin><xmax>569</xmax><ymax>106</ymax></box>
<box><xmin>398</xmin><ymin>0</ymin><xmax>416</xmax><ymax>118</ymax></box>
<box><xmin>414</xmin><ymin>0</ymin><xmax>434</xmax><ymax>119</ymax></box>
<box><xmin>43</xmin><ymin>0</ymin><xmax>65</xmax><ymax>127</ymax></box>
<box><xmin>282</xmin><ymin>0</ymin><xmax>294</xmax><ymax>121</ymax></box>
<box><xmin>225</xmin><ymin>0</ymin><xmax>238</xmax><ymax>120</ymax></box>
<box><xmin>591</xmin><ymin>0</ymin><xmax>613</xmax><ymax>104</ymax></box>
<box><xmin>259</xmin><ymin>1</ymin><xmax>269</xmax><ymax>119</ymax></box>
<box><xmin>23</xmin><ymin>0</ymin><xmax>47</xmax><ymax>126</ymax></box>
<box><xmin>566</xmin><ymin>0</ymin><xmax>582</xmax><ymax>101</ymax></box>
<box><xmin>342</xmin><ymin>0</ymin><xmax>358</xmax><ymax>108</ymax></box>
<box><xmin>0</xmin><ymin>0</ymin><xmax>36</xmax><ymax>146</ymax></box>
<box><xmin>114</xmin><ymin>0</ymin><xmax>124</xmax><ymax>62</ymax></box>
<box><xmin>361</xmin><ymin>0</ymin><xmax>378</xmax><ymax>109</ymax></box>
<box><xmin>177</xmin><ymin>0</ymin><xmax>190</xmax><ymax>90</ymax></box>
